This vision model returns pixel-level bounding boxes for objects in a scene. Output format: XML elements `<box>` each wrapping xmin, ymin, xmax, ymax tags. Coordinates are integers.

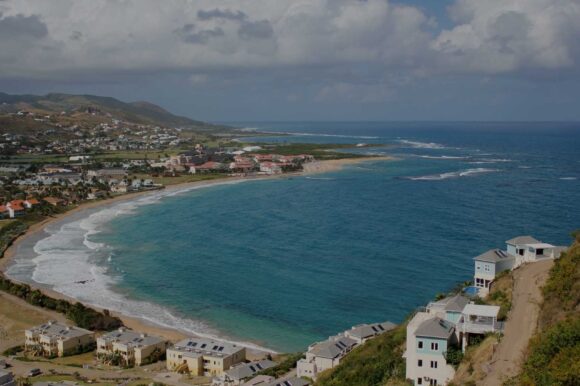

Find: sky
<box><xmin>0</xmin><ymin>0</ymin><xmax>579</xmax><ymax>122</ymax></box>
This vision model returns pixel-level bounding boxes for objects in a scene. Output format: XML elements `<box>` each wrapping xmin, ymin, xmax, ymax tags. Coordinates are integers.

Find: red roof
<box><xmin>0</xmin><ymin>205</ymin><xmax>7</xmax><ymax>213</ymax></box>
<box><xmin>26</xmin><ymin>198</ymin><xmax>40</xmax><ymax>205</ymax></box>
<box><xmin>10</xmin><ymin>204</ymin><xmax>24</xmax><ymax>211</ymax></box>
<box><xmin>196</xmin><ymin>162</ymin><xmax>222</xmax><ymax>169</ymax></box>
<box><xmin>10</xmin><ymin>199</ymin><xmax>25</xmax><ymax>206</ymax></box>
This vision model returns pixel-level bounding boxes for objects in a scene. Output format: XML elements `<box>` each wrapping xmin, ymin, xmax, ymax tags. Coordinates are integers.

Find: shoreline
<box><xmin>0</xmin><ymin>155</ymin><xmax>392</xmax><ymax>354</ymax></box>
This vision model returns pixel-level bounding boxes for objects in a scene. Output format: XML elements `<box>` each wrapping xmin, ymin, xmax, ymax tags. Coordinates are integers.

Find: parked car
<box><xmin>28</xmin><ymin>368</ymin><xmax>41</xmax><ymax>377</ymax></box>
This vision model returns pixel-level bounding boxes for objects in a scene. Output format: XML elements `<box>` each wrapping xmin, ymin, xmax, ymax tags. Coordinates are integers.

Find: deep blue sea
<box><xmin>9</xmin><ymin>122</ymin><xmax>579</xmax><ymax>352</ymax></box>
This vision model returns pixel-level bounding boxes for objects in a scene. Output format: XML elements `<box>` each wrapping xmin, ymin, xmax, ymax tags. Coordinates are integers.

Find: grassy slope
<box><xmin>315</xmin><ymin>326</ymin><xmax>409</xmax><ymax>386</ymax></box>
<box><xmin>507</xmin><ymin>234</ymin><xmax>580</xmax><ymax>385</ymax></box>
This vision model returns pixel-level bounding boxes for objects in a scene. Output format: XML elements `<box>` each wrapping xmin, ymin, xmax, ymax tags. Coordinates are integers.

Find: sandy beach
<box><xmin>0</xmin><ymin>156</ymin><xmax>392</xmax><ymax>353</ymax></box>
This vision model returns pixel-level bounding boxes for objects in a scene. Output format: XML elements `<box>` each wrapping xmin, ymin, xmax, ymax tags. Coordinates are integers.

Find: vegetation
<box><xmin>0</xmin><ymin>275</ymin><xmax>122</xmax><ymax>330</ymax></box>
<box><xmin>251</xmin><ymin>143</ymin><xmax>386</xmax><ymax>160</ymax></box>
<box><xmin>3</xmin><ymin>344</ymin><xmax>24</xmax><ymax>356</ymax></box>
<box><xmin>257</xmin><ymin>352</ymin><xmax>305</xmax><ymax>378</ymax></box>
<box><xmin>315</xmin><ymin>325</ymin><xmax>408</xmax><ymax>386</ymax></box>
<box><xmin>507</xmin><ymin>232</ymin><xmax>580</xmax><ymax>385</ymax></box>
<box><xmin>0</xmin><ymin>220</ymin><xmax>28</xmax><ymax>257</ymax></box>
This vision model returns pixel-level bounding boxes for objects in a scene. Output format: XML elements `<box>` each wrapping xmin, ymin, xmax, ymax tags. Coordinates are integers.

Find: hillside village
<box><xmin>1</xmin><ymin>232</ymin><xmax>574</xmax><ymax>386</ymax></box>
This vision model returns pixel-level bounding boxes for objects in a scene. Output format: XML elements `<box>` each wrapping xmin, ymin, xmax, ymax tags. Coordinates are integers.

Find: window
<box><xmin>430</xmin><ymin>361</ymin><xmax>438</xmax><ymax>368</ymax></box>
<box><xmin>417</xmin><ymin>378</ymin><xmax>423</xmax><ymax>385</ymax></box>
<box><xmin>431</xmin><ymin>342</ymin><xmax>439</xmax><ymax>351</ymax></box>
<box><xmin>417</xmin><ymin>359</ymin><xmax>423</xmax><ymax>367</ymax></box>
<box><xmin>430</xmin><ymin>380</ymin><xmax>438</xmax><ymax>386</ymax></box>
<box><xmin>484</xmin><ymin>265</ymin><xmax>490</xmax><ymax>271</ymax></box>
<box><xmin>418</xmin><ymin>341</ymin><xmax>423</xmax><ymax>349</ymax></box>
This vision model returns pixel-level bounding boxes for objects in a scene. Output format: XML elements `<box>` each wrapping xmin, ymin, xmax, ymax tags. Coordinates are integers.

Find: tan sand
<box><xmin>0</xmin><ymin>156</ymin><xmax>392</xmax><ymax>352</ymax></box>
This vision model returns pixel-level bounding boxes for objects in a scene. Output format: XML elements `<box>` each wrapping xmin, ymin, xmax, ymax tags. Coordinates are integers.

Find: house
<box><xmin>166</xmin><ymin>338</ymin><xmax>246</xmax><ymax>377</ymax></box>
<box><xmin>25</xmin><ymin>198</ymin><xmax>41</xmax><ymax>208</ymax></box>
<box><xmin>217</xmin><ymin>360</ymin><xmax>276</xmax><ymax>385</ymax></box>
<box><xmin>6</xmin><ymin>201</ymin><xmax>25</xmax><ymax>218</ymax></box>
<box><xmin>473</xmin><ymin>249</ymin><xmax>515</xmax><ymax>296</ymax></box>
<box><xmin>96</xmin><ymin>328</ymin><xmax>167</xmax><ymax>367</ymax></box>
<box><xmin>405</xmin><ymin>295</ymin><xmax>502</xmax><ymax>385</ymax></box>
<box><xmin>43</xmin><ymin>197</ymin><xmax>66</xmax><ymax>207</ymax></box>
<box><xmin>344</xmin><ymin>321</ymin><xmax>396</xmax><ymax>344</ymax></box>
<box><xmin>296</xmin><ymin>335</ymin><xmax>357</xmax><ymax>380</ymax></box>
<box><xmin>405</xmin><ymin>313</ymin><xmax>457</xmax><ymax>386</ymax></box>
<box><xmin>505</xmin><ymin>236</ymin><xmax>565</xmax><ymax>266</ymax></box>
<box><xmin>259</xmin><ymin>162</ymin><xmax>282</xmax><ymax>175</ymax></box>
<box><xmin>25</xmin><ymin>321</ymin><xmax>95</xmax><ymax>358</ymax></box>
<box><xmin>0</xmin><ymin>371</ymin><xmax>15</xmax><ymax>386</ymax></box>
<box><xmin>190</xmin><ymin>162</ymin><xmax>226</xmax><ymax>174</ymax></box>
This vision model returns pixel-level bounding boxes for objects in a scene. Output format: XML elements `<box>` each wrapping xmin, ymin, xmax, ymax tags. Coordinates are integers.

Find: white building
<box><xmin>216</xmin><ymin>360</ymin><xmax>276</xmax><ymax>386</ymax></box>
<box><xmin>96</xmin><ymin>328</ymin><xmax>167</xmax><ymax>367</ymax></box>
<box><xmin>166</xmin><ymin>338</ymin><xmax>246</xmax><ymax>377</ymax></box>
<box><xmin>405</xmin><ymin>296</ymin><xmax>502</xmax><ymax>386</ymax></box>
<box><xmin>25</xmin><ymin>321</ymin><xmax>95</xmax><ymax>358</ymax></box>
<box><xmin>473</xmin><ymin>249</ymin><xmax>515</xmax><ymax>296</ymax></box>
<box><xmin>296</xmin><ymin>335</ymin><xmax>357</xmax><ymax>380</ymax></box>
<box><xmin>506</xmin><ymin>236</ymin><xmax>565</xmax><ymax>267</ymax></box>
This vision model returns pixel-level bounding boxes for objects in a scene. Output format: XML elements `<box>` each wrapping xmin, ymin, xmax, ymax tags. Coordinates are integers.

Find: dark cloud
<box><xmin>238</xmin><ymin>20</ymin><xmax>273</xmax><ymax>40</ymax></box>
<box><xmin>0</xmin><ymin>12</ymin><xmax>47</xmax><ymax>39</ymax></box>
<box><xmin>197</xmin><ymin>8</ymin><xmax>247</xmax><ymax>21</ymax></box>
<box><xmin>70</xmin><ymin>30</ymin><xmax>83</xmax><ymax>41</ymax></box>
<box><xmin>174</xmin><ymin>23</ymin><xmax>224</xmax><ymax>44</ymax></box>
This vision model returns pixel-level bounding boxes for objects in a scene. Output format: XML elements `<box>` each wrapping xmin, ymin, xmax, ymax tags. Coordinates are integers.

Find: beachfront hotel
<box><xmin>96</xmin><ymin>328</ymin><xmax>167</xmax><ymax>367</ymax></box>
<box><xmin>474</xmin><ymin>235</ymin><xmax>566</xmax><ymax>296</ymax></box>
<box><xmin>25</xmin><ymin>321</ymin><xmax>95</xmax><ymax>358</ymax></box>
<box><xmin>216</xmin><ymin>359</ymin><xmax>277</xmax><ymax>386</ymax></box>
<box><xmin>166</xmin><ymin>338</ymin><xmax>246</xmax><ymax>377</ymax></box>
<box><xmin>404</xmin><ymin>294</ymin><xmax>501</xmax><ymax>385</ymax></box>
<box><xmin>297</xmin><ymin>321</ymin><xmax>395</xmax><ymax>380</ymax></box>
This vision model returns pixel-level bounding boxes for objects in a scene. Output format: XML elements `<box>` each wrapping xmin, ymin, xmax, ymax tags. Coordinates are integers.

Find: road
<box><xmin>481</xmin><ymin>259</ymin><xmax>553</xmax><ymax>386</ymax></box>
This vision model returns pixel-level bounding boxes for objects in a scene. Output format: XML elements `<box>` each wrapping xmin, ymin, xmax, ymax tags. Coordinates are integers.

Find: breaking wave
<box><xmin>397</xmin><ymin>139</ymin><xmax>447</xmax><ymax>149</ymax></box>
<box><xmin>405</xmin><ymin>168</ymin><xmax>500</xmax><ymax>181</ymax></box>
<box><xmin>6</xmin><ymin>180</ymin><xmax>276</xmax><ymax>353</ymax></box>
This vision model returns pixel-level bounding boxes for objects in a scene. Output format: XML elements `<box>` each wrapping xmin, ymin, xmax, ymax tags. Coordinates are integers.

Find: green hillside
<box><xmin>0</xmin><ymin>92</ymin><xmax>224</xmax><ymax>129</ymax></box>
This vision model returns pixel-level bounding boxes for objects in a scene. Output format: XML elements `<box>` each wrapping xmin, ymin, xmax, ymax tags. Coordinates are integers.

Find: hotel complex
<box><xmin>166</xmin><ymin>338</ymin><xmax>246</xmax><ymax>377</ymax></box>
<box><xmin>24</xmin><ymin>321</ymin><xmax>95</xmax><ymax>358</ymax></box>
<box><xmin>96</xmin><ymin>328</ymin><xmax>167</xmax><ymax>367</ymax></box>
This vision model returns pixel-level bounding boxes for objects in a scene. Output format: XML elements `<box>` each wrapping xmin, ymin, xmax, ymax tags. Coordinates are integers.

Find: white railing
<box><xmin>459</xmin><ymin>321</ymin><xmax>498</xmax><ymax>334</ymax></box>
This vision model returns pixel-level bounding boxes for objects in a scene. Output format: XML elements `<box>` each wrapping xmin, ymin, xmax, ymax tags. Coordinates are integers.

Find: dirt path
<box><xmin>481</xmin><ymin>259</ymin><xmax>553</xmax><ymax>385</ymax></box>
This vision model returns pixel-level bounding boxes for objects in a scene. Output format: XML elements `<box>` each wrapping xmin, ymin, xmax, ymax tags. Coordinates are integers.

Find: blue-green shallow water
<box><xmin>16</xmin><ymin>122</ymin><xmax>580</xmax><ymax>353</ymax></box>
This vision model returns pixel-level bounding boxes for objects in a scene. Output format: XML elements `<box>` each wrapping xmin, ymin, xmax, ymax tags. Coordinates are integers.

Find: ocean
<box><xmin>7</xmin><ymin>122</ymin><xmax>579</xmax><ymax>353</ymax></box>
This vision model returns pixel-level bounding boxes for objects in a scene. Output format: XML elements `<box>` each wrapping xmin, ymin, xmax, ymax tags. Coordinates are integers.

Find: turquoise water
<box><xmin>20</xmin><ymin>122</ymin><xmax>580</xmax><ymax>352</ymax></box>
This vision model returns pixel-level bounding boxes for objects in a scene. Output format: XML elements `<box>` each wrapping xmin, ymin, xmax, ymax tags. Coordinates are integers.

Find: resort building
<box><xmin>96</xmin><ymin>328</ymin><xmax>167</xmax><ymax>367</ymax></box>
<box><xmin>296</xmin><ymin>335</ymin><xmax>357</xmax><ymax>380</ymax></box>
<box><xmin>265</xmin><ymin>377</ymin><xmax>309</xmax><ymax>386</ymax></box>
<box><xmin>25</xmin><ymin>321</ymin><xmax>95</xmax><ymax>358</ymax></box>
<box><xmin>297</xmin><ymin>321</ymin><xmax>395</xmax><ymax>380</ymax></box>
<box><xmin>216</xmin><ymin>360</ymin><xmax>276</xmax><ymax>386</ymax></box>
<box><xmin>405</xmin><ymin>312</ymin><xmax>457</xmax><ymax>386</ymax></box>
<box><xmin>405</xmin><ymin>295</ymin><xmax>502</xmax><ymax>385</ymax></box>
<box><xmin>0</xmin><ymin>371</ymin><xmax>15</xmax><ymax>386</ymax></box>
<box><xmin>473</xmin><ymin>235</ymin><xmax>566</xmax><ymax>296</ymax></box>
<box><xmin>239</xmin><ymin>375</ymin><xmax>275</xmax><ymax>386</ymax></box>
<box><xmin>166</xmin><ymin>338</ymin><xmax>246</xmax><ymax>377</ymax></box>
<box><xmin>344</xmin><ymin>321</ymin><xmax>397</xmax><ymax>344</ymax></box>
<box><xmin>473</xmin><ymin>249</ymin><xmax>515</xmax><ymax>296</ymax></box>
<box><xmin>505</xmin><ymin>236</ymin><xmax>565</xmax><ymax>266</ymax></box>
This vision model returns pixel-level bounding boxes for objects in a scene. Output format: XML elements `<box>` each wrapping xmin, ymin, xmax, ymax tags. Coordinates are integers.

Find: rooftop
<box><xmin>309</xmin><ymin>336</ymin><xmax>357</xmax><ymax>359</ymax></box>
<box><xmin>506</xmin><ymin>235</ymin><xmax>540</xmax><ymax>245</ymax></box>
<box><xmin>346</xmin><ymin>321</ymin><xmax>396</xmax><ymax>340</ymax></box>
<box><xmin>171</xmin><ymin>338</ymin><xmax>244</xmax><ymax>357</ymax></box>
<box><xmin>429</xmin><ymin>294</ymin><xmax>470</xmax><ymax>313</ymax></box>
<box><xmin>473</xmin><ymin>248</ymin><xmax>515</xmax><ymax>263</ymax></box>
<box><xmin>225</xmin><ymin>360</ymin><xmax>276</xmax><ymax>381</ymax></box>
<box><xmin>415</xmin><ymin>317</ymin><xmax>455</xmax><ymax>340</ymax></box>
<box><xmin>27</xmin><ymin>321</ymin><xmax>92</xmax><ymax>340</ymax></box>
<box><xmin>98</xmin><ymin>328</ymin><xmax>164</xmax><ymax>347</ymax></box>
<box><xmin>463</xmin><ymin>304</ymin><xmax>500</xmax><ymax>318</ymax></box>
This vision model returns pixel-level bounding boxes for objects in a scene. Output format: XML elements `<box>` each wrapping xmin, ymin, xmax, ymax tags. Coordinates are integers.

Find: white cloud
<box><xmin>0</xmin><ymin>0</ymin><xmax>578</xmax><ymax>94</ymax></box>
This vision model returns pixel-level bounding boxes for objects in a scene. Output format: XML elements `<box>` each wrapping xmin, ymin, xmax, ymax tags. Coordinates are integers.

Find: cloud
<box><xmin>0</xmin><ymin>0</ymin><xmax>578</xmax><ymax>93</ymax></box>
<box><xmin>198</xmin><ymin>8</ymin><xmax>247</xmax><ymax>21</ymax></box>
<box><xmin>174</xmin><ymin>23</ymin><xmax>224</xmax><ymax>45</ymax></box>
<box><xmin>0</xmin><ymin>12</ymin><xmax>47</xmax><ymax>38</ymax></box>
<box><xmin>238</xmin><ymin>20</ymin><xmax>273</xmax><ymax>40</ymax></box>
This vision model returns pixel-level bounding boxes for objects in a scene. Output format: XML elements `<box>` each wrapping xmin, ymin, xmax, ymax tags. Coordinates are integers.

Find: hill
<box><xmin>0</xmin><ymin>92</ymin><xmax>224</xmax><ymax>130</ymax></box>
<box><xmin>507</xmin><ymin>232</ymin><xmax>580</xmax><ymax>385</ymax></box>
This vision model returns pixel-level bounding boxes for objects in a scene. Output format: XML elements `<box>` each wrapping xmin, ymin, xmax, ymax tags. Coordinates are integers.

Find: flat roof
<box><xmin>27</xmin><ymin>322</ymin><xmax>92</xmax><ymax>340</ymax></box>
<box><xmin>98</xmin><ymin>328</ymin><xmax>164</xmax><ymax>347</ymax></box>
<box><xmin>463</xmin><ymin>304</ymin><xmax>500</xmax><ymax>318</ymax></box>
<box><xmin>506</xmin><ymin>236</ymin><xmax>540</xmax><ymax>245</ymax></box>
<box><xmin>526</xmin><ymin>243</ymin><xmax>555</xmax><ymax>249</ymax></box>
<box><xmin>170</xmin><ymin>338</ymin><xmax>244</xmax><ymax>357</ymax></box>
